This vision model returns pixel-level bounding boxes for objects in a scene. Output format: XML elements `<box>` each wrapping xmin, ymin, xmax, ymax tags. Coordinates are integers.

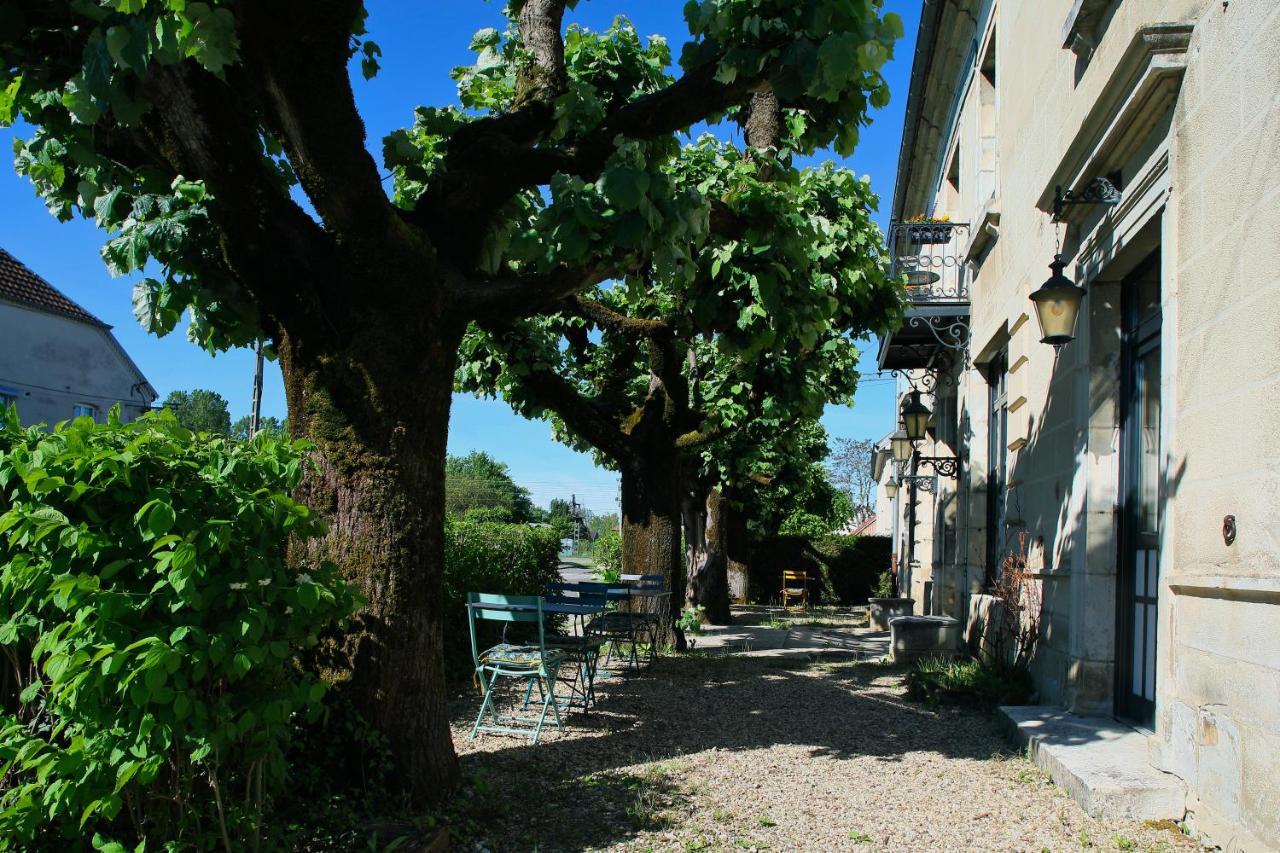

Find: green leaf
<box><xmin>147</xmin><ymin>501</ymin><xmax>176</xmax><ymax>537</ymax></box>
<box><xmin>0</xmin><ymin>76</ymin><xmax>21</xmax><ymax>125</ymax></box>
<box><xmin>600</xmin><ymin>167</ymin><xmax>649</xmax><ymax>212</ymax></box>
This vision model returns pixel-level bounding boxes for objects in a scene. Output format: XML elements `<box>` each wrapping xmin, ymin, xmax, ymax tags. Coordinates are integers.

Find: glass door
<box><xmin>1116</xmin><ymin>254</ymin><xmax>1162</xmax><ymax>726</ymax></box>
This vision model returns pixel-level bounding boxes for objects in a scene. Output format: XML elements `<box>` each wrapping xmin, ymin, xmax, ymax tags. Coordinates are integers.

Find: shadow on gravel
<box><xmin>446</xmin><ymin>655</ymin><xmax>1008</xmax><ymax>851</ymax></box>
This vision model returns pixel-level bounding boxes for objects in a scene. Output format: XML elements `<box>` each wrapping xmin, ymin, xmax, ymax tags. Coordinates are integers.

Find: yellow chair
<box><xmin>780</xmin><ymin>570</ymin><xmax>809</xmax><ymax>610</ymax></box>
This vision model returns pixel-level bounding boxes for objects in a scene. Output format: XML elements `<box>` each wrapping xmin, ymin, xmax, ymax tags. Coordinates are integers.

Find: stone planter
<box><xmin>868</xmin><ymin>597</ymin><xmax>914</xmax><ymax>631</ymax></box>
<box><xmin>890</xmin><ymin>615</ymin><xmax>961</xmax><ymax>663</ymax></box>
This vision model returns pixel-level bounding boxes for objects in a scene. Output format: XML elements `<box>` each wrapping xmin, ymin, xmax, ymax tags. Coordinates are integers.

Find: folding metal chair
<box><xmin>466</xmin><ymin>593</ymin><xmax>566</xmax><ymax>744</ymax></box>
<box><xmin>542</xmin><ymin>581</ymin><xmax>609</xmax><ymax>712</ymax></box>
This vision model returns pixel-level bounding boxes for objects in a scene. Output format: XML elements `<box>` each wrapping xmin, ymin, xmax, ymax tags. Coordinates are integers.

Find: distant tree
<box><xmin>827</xmin><ymin>437</ymin><xmax>877</xmax><ymax>524</ymax></box>
<box><xmin>161</xmin><ymin>389</ymin><xmax>231</xmax><ymax>436</ymax></box>
<box><xmin>588</xmin><ymin>512</ymin><xmax>620</xmax><ymax>540</ymax></box>
<box><xmin>230</xmin><ymin>415</ymin><xmax>288</xmax><ymax>440</ymax></box>
<box><xmin>445</xmin><ymin>451</ymin><xmax>538</xmax><ymax>523</ymax></box>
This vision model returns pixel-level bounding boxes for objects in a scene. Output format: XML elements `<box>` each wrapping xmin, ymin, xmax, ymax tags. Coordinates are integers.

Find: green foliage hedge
<box><xmin>591</xmin><ymin>531</ymin><xmax>623</xmax><ymax>583</ymax></box>
<box><xmin>0</xmin><ymin>410</ymin><xmax>358</xmax><ymax>850</ymax></box>
<box><xmin>442</xmin><ymin>520</ymin><xmax>562</xmax><ymax>673</ymax></box>
<box><xmin>748</xmin><ymin>534</ymin><xmax>891</xmax><ymax>606</ymax></box>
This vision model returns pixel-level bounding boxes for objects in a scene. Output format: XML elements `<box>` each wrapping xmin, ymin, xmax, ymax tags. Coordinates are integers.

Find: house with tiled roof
<box><xmin>0</xmin><ymin>247</ymin><xmax>156</xmax><ymax>425</ymax></box>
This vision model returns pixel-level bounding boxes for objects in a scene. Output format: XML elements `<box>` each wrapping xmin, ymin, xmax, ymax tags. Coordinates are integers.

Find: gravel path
<box><xmin>447</xmin><ymin>653</ymin><xmax>1201</xmax><ymax>852</ymax></box>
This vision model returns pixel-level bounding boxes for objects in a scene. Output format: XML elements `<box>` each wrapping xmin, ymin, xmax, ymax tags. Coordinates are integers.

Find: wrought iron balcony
<box><xmin>878</xmin><ymin>220</ymin><xmax>973</xmax><ymax>372</ymax></box>
<box><xmin>888</xmin><ymin>220</ymin><xmax>971</xmax><ymax>305</ymax></box>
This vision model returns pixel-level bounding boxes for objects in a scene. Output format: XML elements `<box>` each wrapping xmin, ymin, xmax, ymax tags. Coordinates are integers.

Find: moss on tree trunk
<box><xmin>279</xmin><ymin>326</ymin><xmax>461</xmax><ymax>805</ymax></box>
<box><xmin>620</xmin><ymin>456</ymin><xmax>683</xmax><ymax>649</ymax></box>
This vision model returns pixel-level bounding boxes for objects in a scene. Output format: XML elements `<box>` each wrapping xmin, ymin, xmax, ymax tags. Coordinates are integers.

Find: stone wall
<box><xmin>891</xmin><ymin>1</ymin><xmax>1279</xmax><ymax>848</ymax></box>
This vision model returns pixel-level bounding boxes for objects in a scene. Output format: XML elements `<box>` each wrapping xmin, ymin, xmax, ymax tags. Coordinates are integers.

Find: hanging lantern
<box><xmin>1030</xmin><ymin>254</ymin><xmax>1086</xmax><ymax>347</ymax></box>
<box><xmin>901</xmin><ymin>390</ymin><xmax>932</xmax><ymax>442</ymax></box>
<box><xmin>890</xmin><ymin>427</ymin><xmax>915</xmax><ymax>464</ymax></box>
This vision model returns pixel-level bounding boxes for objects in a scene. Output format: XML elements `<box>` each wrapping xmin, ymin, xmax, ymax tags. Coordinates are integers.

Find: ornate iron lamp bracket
<box><xmin>900</xmin><ymin>474</ymin><xmax>937</xmax><ymax>494</ymax></box>
<box><xmin>904</xmin><ymin>314</ymin><xmax>972</xmax><ymax>368</ymax></box>
<box><xmin>1053</xmin><ymin>176</ymin><xmax>1122</xmax><ymax>221</ymax></box>
<box><xmin>916</xmin><ymin>455</ymin><xmax>959</xmax><ymax>478</ymax></box>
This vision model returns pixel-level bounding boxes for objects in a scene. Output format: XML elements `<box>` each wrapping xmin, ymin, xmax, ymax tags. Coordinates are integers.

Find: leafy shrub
<box><xmin>592</xmin><ymin>530</ymin><xmax>623</xmax><ymax>583</ymax></box>
<box><xmin>442</xmin><ymin>520</ymin><xmax>562</xmax><ymax>672</ymax></box>
<box><xmin>0</xmin><ymin>410</ymin><xmax>358</xmax><ymax>850</ymax></box>
<box><xmin>874</xmin><ymin>568</ymin><xmax>895</xmax><ymax>598</ymax></box>
<box><xmin>676</xmin><ymin>606</ymin><xmax>706</xmax><ymax>636</ymax></box>
<box><xmin>778</xmin><ymin>510</ymin><xmax>835</xmax><ymax>538</ymax></box>
<box><xmin>904</xmin><ymin>656</ymin><xmax>1034</xmax><ymax>708</ymax></box>
<box><xmin>749</xmin><ymin>534</ymin><xmax>892</xmax><ymax>605</ymax></box>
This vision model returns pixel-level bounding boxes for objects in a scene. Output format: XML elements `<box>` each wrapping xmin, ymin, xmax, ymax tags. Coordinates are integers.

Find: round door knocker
<box><xmin>1222</xmin><ymin>515</ymin><xmax>1236</xmax><ymax>546</ymax></box>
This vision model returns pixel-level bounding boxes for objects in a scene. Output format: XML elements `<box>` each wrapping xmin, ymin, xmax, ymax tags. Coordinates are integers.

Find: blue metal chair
<box><xmin>590</xmin><ymin>574</ymin><xmax>666</xmax><ymax>672</ymax></box>
<box><xmin>542</xmin><ymin>581</ymin><xmax>609</xmax><ymax>712</ymax></box>
<box><xmin>466</xmin><ymin>593</ymin><xmax>566</xmax><ymax>744</ymax></box>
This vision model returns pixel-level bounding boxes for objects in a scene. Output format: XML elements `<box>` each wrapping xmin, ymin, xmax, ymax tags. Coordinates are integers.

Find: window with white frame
<box><xmin>72</xmin><ymin>403</ymin><xmax>99</xmax><ymax>422</ymax></box>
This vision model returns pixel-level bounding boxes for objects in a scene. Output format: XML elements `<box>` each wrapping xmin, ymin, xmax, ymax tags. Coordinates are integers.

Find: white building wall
<box><xmin>0</xmin><ymin>300</ymin><xmax>153</xmax><ymax>425</ymax></box>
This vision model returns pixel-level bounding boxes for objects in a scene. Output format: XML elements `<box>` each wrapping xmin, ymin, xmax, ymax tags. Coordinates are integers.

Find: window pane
<box><xmin>1138</xmin><ymin>348</ymin><xmax>1160</xmax><ymax>536</ymax></box>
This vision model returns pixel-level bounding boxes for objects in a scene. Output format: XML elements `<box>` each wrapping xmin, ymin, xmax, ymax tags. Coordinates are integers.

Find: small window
<box><xmin>72</xmin><ymin>403</ymin><xmax>98</xmax><ymax>422</ymax></box>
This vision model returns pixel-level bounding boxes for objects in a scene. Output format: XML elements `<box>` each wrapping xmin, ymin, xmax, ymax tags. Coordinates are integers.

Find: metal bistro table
<box><xmin>473</xmin><ymin>597</ymin><xmax>608</xmax><ymax>713</ymax></box>
<box><xmin>597</xmin><ymin>582</ymin><xmax>671</xmax><ymax>673</ymax></box>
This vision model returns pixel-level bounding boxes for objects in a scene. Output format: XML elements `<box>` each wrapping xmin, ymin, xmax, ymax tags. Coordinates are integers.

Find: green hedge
<box><xmin>748</xmin><ymin>534</ymin><xmax>892</xmax><ymax>606</ymax></box>
<box><xmin>442</xmin><ymin>520</ymin><xmax>562</xmax><ymax>673</ymax></box>
<box><xmin>0</xmin><ymin>409</ymin><xmax>358</xmax><ymax>850</ymax></box>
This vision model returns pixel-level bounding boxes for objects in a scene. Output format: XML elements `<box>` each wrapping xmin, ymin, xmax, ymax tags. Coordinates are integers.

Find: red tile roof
<box><xmin>0</xmin><ymin>247</ymin><xmax>107</xmax><ymax>327</ymax></box>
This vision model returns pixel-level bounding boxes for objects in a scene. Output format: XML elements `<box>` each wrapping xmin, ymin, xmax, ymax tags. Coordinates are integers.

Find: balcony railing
<box><xmin>888</xmin><ymin>220</ymin><xmax>971</xmax><ymax>305</ymax></box>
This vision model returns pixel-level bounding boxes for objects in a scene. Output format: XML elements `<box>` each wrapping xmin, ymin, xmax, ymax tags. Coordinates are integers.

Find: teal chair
<box><xmin>466</xmin><ymin>593</ymin><xmax>566</xmax><ymax>744</ymax></box>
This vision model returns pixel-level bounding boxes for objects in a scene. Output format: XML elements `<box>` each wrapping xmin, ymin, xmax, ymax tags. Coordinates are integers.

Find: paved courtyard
<box><xmin>447</xmin><ymin>612</ymin><xmax>1202</xmax><ymax>852</ymax></box>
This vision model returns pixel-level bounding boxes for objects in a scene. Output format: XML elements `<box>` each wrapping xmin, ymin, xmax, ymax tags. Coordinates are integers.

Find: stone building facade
<box><xmin>0</xmin><ymin>248</ymin><xmax>156</xmax><ymax>425</ymax></box>
<box><xmin>876</xmin><ymin>2</ymin><xmax>1279</xmax><ymax>848</ymax></box>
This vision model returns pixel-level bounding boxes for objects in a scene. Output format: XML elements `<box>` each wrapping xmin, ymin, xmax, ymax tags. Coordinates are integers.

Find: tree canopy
<box><xmin>160</xmin><ymin>388</ymin><xmax>231</xmax><ymax>435</ymax></box>
<box><xmin>445</xmin><ymin>450</ymin><xmax>539</xmax><ymax>523</ymax></box>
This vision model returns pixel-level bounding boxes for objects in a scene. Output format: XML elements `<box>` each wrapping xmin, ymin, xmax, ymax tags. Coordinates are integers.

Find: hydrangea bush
<box><xmin>0</xmin><ymin>408</ymin><xmax>358</xmax><ymax>850</ymax></box>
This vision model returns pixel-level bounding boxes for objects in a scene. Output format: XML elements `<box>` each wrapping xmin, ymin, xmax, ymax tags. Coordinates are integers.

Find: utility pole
<box><xmin>248</xmin><ymin>339</ymin><xmax>265</xmax><ymax>438</ymax></box>
<box><xmin>570</xmin><ymin>493</ymin><xmax>579</xmax><ymax>550</ymax></box>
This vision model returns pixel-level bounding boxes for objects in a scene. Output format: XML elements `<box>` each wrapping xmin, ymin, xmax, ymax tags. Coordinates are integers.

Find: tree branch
<box><xmin>236</xmin><ymin>0</ymin><xmax>392</xmax><ymax>236</ymax></box>
<box><xmin>566</xmin><ymin>296</ymin><xmax>671</xmax><ymax>338</ymax></box>
<box><xmin>479</xmin><ymin>321</ymin><xmax>631</xmax><ymax>460</ymax></box>
<box><xmin>420</xmin><ymin>60</ymin><xmax>757</xmax><ymax>265</ymax></box>
<box><xmin>675</xmin><ymin>424</ymin><xmax>726</xmax><ymax>449</ymax></box>
<box><xmin>139</xmin><ymin>62</ymin><xmax>339</xmax><ymax>341</ymax></box>
<box><xmin>448</xmin><ymin>263</ymin><xmax>613</xmax><ymax>320</ymax></box>
<box><xmin>513</xmin><ymin>0</ymin><xmax>569</xmax><ymax>107</ymax></box>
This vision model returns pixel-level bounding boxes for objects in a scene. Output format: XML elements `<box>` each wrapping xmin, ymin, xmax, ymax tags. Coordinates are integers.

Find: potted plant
<box><xmin>905</xmin><ymin>213</ymin><xmax>954</xmax><ymax>245</ymax></box>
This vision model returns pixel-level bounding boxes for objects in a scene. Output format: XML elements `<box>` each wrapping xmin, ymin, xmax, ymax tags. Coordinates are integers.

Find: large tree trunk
<box><xmin>279</xmin><ymin>323</ymin><xmax>461</xmax><ymax>806</ymax></box>
<box><xmin>620</xmin><ymin>454</ymin><xmax>684</xmax><ymax>648</ymax></box>
<box><xmin>724</xmin><ymin>499</ymin><xmax>752</xmax><ymax>605</ymax></box>
<box><xmin>683</xmin><ymin>483</ymin><xmax>732</xmax><ymax>624</ymax></box>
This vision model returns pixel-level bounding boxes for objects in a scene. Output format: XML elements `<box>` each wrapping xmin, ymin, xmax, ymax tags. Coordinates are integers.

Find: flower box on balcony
<box><xmin>905</xmin><ymin>222</ymin><xmax>954</xmax><ymax>244</ymax></box>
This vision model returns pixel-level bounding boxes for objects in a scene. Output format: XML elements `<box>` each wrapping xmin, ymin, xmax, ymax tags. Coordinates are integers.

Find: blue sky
<box><xmin>0</xmin><ymin>1</ymin><xmax>920</xmax><ymax>516</ymax></box>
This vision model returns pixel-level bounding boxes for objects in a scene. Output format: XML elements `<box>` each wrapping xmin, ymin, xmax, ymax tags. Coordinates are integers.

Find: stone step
<box><xmin>999</xmin><ymin>705</ymin><xmax>1186</xmax><ymax>822</ymax></box>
